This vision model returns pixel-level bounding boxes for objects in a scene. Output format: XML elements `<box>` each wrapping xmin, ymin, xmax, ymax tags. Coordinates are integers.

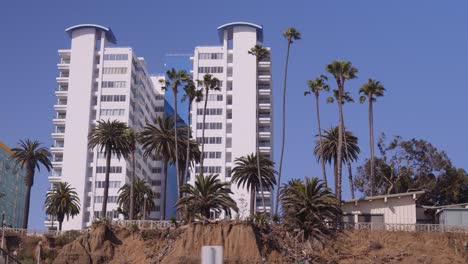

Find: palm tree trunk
<box><xmin>250</xmin><ymin>188</ymin><xmax>255</xmax><ymax>216</ymax></box>
<box><xmin>59</xmin><ymin>221</ymin><xmax>63</xmax><ymax>231</ymax></box>
<box><xmin>200</xmin><ymin>88</ymin><xmax>209</xmax><ymax>174</ymax></box>
<box><xmin>129</xmin><ymin>149</ymin><xmax>135</xmax><ymax>220</ymax></box>
<box><xmin>369</xmin><ymin>96</ymin><xmax>375</xmax><ymax>196</ymax></box>
<box><xmin>184</xmin><ymin>101</ymin><xmax>192</xmax><ymax>185</ymax></box>
<box><xmin>101</xmin><ymin>148</ymin><xmax>111</xmax><ymax>218</ymax></box>
<box><xmin>255</xmin><ymin>58</ymin><xmax>266</xmax><ymax>214</ymax></box>
<box><xmin>336</xmin><ymin>85</ymin><xmax>344</xmax><ymax>202</ymax></box>
<box><xmin>22</xmin><ymin>165</ymin><xmax>34</xmax><ymax>229</ymax></box>
<box><xmin>275</xmin><ymin>40</ymin><xmax>291</xmax><ymax>216</ymax></box>
<box><xmin>173</xmin><ymin>89</ymin><xmax>181</xmax><ymax>201</ymax></box>
<box><xmin>161</xmin><ymin>157</ymin><xmax>168</xmax><ymax>220</ymax></box>
<box><xmin>341</xmin><ymin>111</ymin><xmax>355</xmax><ymax>200</ymax></box>
<box><xmin>315</xmin><ymin>94</ymin><xmax>328</xmax><ymax>188</ymax></box>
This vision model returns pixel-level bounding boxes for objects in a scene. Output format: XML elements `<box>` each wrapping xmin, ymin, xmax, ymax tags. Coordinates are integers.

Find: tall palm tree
<box><xmin>325</xmin><ymin>61</ymin><xmax>358</xmax><ymax>201</ymax></box>
<box><xmin>197</xmin><ymin>74</ymin><xmax>220</xmax><ymax>173</ymax></box>
<box><xmin>177</xmin><ymin>174</ymin><xmax>238</xmax><ymax>220</ymax></box>
<box><xmin>11</xmin><ymin>139</ymin><xmax>52</xmax><ymax>228</ymax></box>
<box><xmin>249</xmin><ymin>44</ymin><xmax>271</xmax><ymax>215</ymax></box>
<box><xmin>182</xmin><ymin>78</ymin><xmax>203</xmax><ymax>184</ymax></box>
<box><xmin>276</xmin><ymin>27</ymin><xmax>301</xmax><ymax>216</ymax></box>
<box><xmin>314</xmin><ymin>126</ymin><xmax>360</xmax><ymax>197</ymax></box>
<box><xmin>160</xmin><ymin>68</ymin><xmax>188</xmax><ymax>201</ymax></box>
<box><xmin>88</xmin><ymin>120</ymin><xmax>130</xmax><ymax>218</ymax></box>
<box><xmin>359</xmin><ymin>79</ymin><xmax>385</xmax><ymax>196</ymax></box>
<box><xmin>280</xmin><ymin>177</ymin><xmax>342</xmax><ymax>240</ymax></box>
<box><xmin>44</xmin><ymin>182</ymin><xmax>80</xmax><ymax>231</ymax></box>
<box><xmin>327</xmin><ymin>89</ymin><xmax>356</xmax><ymax>199</ymax></box>
<box><xmin>124</xmin><ymin>128</ymin><xmax>138</xmax><ymax>220</ymax></box>
<box><xmin>305</xmin><ymin>75</ymin><xmax>330</xmax><ymax>187</ymax></box>
<box><xmin>139</xmin><ymin>115</ymin><xmax>177</xmax><ymax>220</ymax></box>
<box><xmin>231</xmin><ymin>154</ymin><xmax>277</xmax><ymax>215</ymax></box>
<box><xmin>117</xmin><ymin>178</ymin><xmax>155</xmax><ymax>219</ymax></box>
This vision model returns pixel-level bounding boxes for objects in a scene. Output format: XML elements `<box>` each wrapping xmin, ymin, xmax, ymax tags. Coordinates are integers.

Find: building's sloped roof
<box><xmin>65</xmin><ymin>24</ymin><xmax>117</xmax><ymax>44</ymax></box>
<box><xmin>343</xmin><ymin>191</ymin><xmax>426</xmax><ymax>204</ymax></box>
<box><xmin>217</xmin><ymin>22</ymin><xmax>263</xmax><ymax>43</ymax></box>
<box><xmin>0</xmin><ymin>140</ymin><xmax>13</xmax><ymax>155</ymax></box>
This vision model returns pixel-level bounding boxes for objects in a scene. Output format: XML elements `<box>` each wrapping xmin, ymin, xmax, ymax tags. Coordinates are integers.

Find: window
<box><xmin>196</xmin><ymin>108</ymin><xmax>222</xmax><ymax>115</ymax></box>
<box><xmin>100</xmin><ymin>109</ymin><xmax>125</xmax><ymax>116</ymax></box>
<box><xmin>195</xmin><ymin>166</ymin><xmax>222</xmax><ymax>173</ymax></box>
<box><xmin>103</xmin><ymin>67</ymin><xmax>127</xmax><ymax>74</ymax></box>
<box><xmin>155</xmin><ymin>95</ymin><xmax>164</xmax><ymax>100</ymax></box>
<box><xmin>196</xmin><ymin>122</ymin><xmax>222</xmax><ymax>130</ymax></box>
<box><xmin>198</xmin><ymin>67</ymin><xmax>223</xmax><ymax>74</ymax></box>
<box><xmin>103</xmin><ymin>54</ymin><xmax>129</xmax><ymax>61</ymax></box>
<box><xmin>155</xmin><ymin>192</ymin><xmax>161</xmax><ymax>199</ymax></box>
<box><xmin>102</xmin><ymin>81</ymin><xmax>127</xmax><ymax>88</ymax></box>
<box><xmin>95</xmin><ymin>181</ymin><xmax>121</xmax><ymax>188</ymax></box>
<box><xmin>155</xmin><ymin>106</ymin><xmax>164</xmax><ymax>112</ymax></box>
<box><xmin>95</xmin><ymin>196</ymin><xmax>119</xmax><ymax>203</ymax></box>
<box><xmin>198</xmin><ymin>53</ymin><xmax>223</xmax><ymax>60</ymax></box>
<box><xmin>151</xmin><ymin>167</ymin><xmax>162</xmax><ymax>173</ymax></box>
<box><xmin>203</xmin><ymin>152</ymin><xmax>222</xmax><ymax>159</ymax></box>
<box><xmin>196</xmin><ymin>137</ymin><xmax>222</xmax><ymax>144</ymax></box>
<box><xmin>204</xmin><ymin>94</ymin><xmax>223</xmax><ymax>101</ymax></box>
<box><xmin>151</xmin><ymin>180</ymin><xmax>162</xmax><ymax>186</ymax></box>
<box><xmin>94</xmin><ymin>211</ymin><xmax>119</xmax><ymax>219</ymax></box>
<box><xmin>96</xmin><ymin>166</ymin><xmax>122</xmax><ymax>173</ymax></box>
<box><xmin>101</xmin><ymin>95</ymin><xmax>126</xmax><ymax>102</ymax></box>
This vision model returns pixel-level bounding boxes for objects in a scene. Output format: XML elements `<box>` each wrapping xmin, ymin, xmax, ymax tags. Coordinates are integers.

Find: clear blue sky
<box><xmin>1</xmin><ymin>1</ymin><xmax>467</xmax><ymax>229</ymax></box>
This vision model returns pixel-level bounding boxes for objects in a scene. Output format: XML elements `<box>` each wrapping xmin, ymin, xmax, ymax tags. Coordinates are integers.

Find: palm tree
<box><xmin>325</xmin><ymin>61</ymin><xmax>358</xmax><ymax>201</ymax></box>
<box><xmin>160</xmin><ymin>68</ymin><xmax>188</xmax><ymax>201</ymax></box>
<box><xmin>280</xmin><ymin>177</ymin><xmax>342</xmax><ymax>241</ymax></box>
<box><xmin>248</xmin><ymin>44</ymin><xmax>271</xmax><ymax>215</ymax></box>
<box><xmin>182</xmin><ymin>78</ymin><xmax>203</xmax><ymax>184</ymax></box>
<box><xmin>359</xmin><ymin>79</ymin><xmax>385</xmax><ymax>196</ymax></box>
<box><xmin>124</xmin><ymin>128</ymin><xmax>138</xmax><ymax>220</ymax></box>
<box><xmin>231</xmin><ymin>153</ymin><xmax>277</xmax><ymax>216</ymax></box>
<box><xmin>276</xmin><ymin>27</ymin><xmax>301</xmax><ymax>216</ymax></box>
<box><xmin>117</xmin><ymin>178</ymin><xmax>155</xmax><ymax>219</ymax></box>
<box><xmin>197</xmin><ymin>74</ymin><xmax>220</xmax><ymax>173</ymax></box>
<box><xmin>177</xmin><ymin>174</ymin><xmax>238</xmax><ymax>220</ymax></box>
<box><xmin>305</xmin><ymin>75</ymin><xmax>330</xmax><ymax>187</ymax></box>
<box><xmin>44</xmin><ymin>182</ymin><xmax>80</xmax><ymax>231</ymax></box>
<box><xmin>314</xmin><ymin>126</ymin><xmax>360</xmax><ymax>197</ymax></box>
<box><xmin>327</xmin><ymin>89</ymin><xmax>357</xmax><ymax>199</ymax></box>
<box><xmin>11</xmin><ymin>139</ymin><xmax>52</xmax><ymax>228</ymax></box>
<box><xmin>139</xmin><ymin>115</ymin><xmax>177</xmax><ymax>220</ymax></box>
<box><xmin>88</xmin><ymin>120</ymin><xmax>130</xmax><ymax>218</ymax></box>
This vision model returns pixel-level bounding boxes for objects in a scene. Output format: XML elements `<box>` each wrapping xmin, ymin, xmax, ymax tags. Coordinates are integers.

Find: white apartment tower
<box><xmin>190</xmin><ymin>22</ymin><xmax>273</xmax><ymax>218</ymax></box>
<box><xmin>48</xmin><ymin>24</ymin><xmax>167</xmax><ymax>230</ymax></box>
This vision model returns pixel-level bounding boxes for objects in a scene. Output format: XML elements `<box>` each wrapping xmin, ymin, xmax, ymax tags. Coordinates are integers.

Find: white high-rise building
<box><xmin>48</xmin><ymin>24</ymin><xmax>168</xmax><ymax>230</ymax></box>
<box><xmin>189</xmin><ymin>22</ymin><xmax>273</xmax><ymax>218</ymax></box>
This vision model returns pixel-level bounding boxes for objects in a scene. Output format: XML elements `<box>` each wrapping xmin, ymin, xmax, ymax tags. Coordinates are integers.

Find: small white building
<box><xmin>341</xmin><ymin>191</ymin><xmax>425</xmax><ymax>225</ymax></box>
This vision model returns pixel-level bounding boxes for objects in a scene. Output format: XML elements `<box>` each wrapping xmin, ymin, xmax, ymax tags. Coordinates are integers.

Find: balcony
<box><xmin>54</xmin><ymin>99</ymin><xmax>67</xmax><ymax>110</ymax></box>
<box><xmin>56</xmin><ymin>71</ymin><xmax>70</xmax><ymax>83</ymax></box>
<box><xmin>57</xmin><ymin>58</ymin><xmax>70</xmax><ymax>70</ymax></box>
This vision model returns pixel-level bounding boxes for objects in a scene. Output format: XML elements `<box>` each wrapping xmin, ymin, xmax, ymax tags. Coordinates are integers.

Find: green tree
<box><xmin>276</xmin><ymin>27</ymin><xmax>301</xmax><ymax>216</ymax></box>
<box><xmin>325</xmin><ymin>61</ymin><xmax>358</xmax><ymax>201</ymax></box>
<box><xmin>197</xmin><ymin>74</ymin><xmax>220</xmax><ymax>173</ymax></box>
<box><xmin>305</xmin><ymin>75</ymin><xmax>330</xmax><ymax>187</ymax></box>
<box><xmin>181</xmin><ymin>78</ymin><xmax>203</xmax><ymax>184</ymax></box>
<box><xmin>44</xmin><ymin>182</ymin><xmax>80</xmax><ymax>231</ymax></box>
<box><xmin>177</xmin><ymin>174</ymin><xmax>238</xmax><ymax>220</ymax></box>
<box><xmin>140</xmin><ymin>115</ymin><xmax>178</xmax><ymax>220</ymax></box>
<box><xmin>249</xmin><ymin>44</ymin><xmax>271</xmax><ymax>214</ymax></box>
<box><xmin>314</xmin><ymin>126</ymin><xmax>360</xmax><ymax>197</ymax></box>
<box><xmin>124</xmin><ymin>128</ymin><xmax>138</xmax><ymax>220</ymax></box>
<box><xmin>88</xmin><ymin>120</ymin><xmax>130</xmax><ymax>218</ymax></box>
<box><xmin>11</xmin><ymin>139</ymin><xmax>52</xmax><ymax>228</ymax></box>
<box><xmin>117</xmin><ymin>178</ymin><xmax>155</xmax><ymax>219</ymax></box>
<box><xmin>359</xmin><ymin>79</ymin><xmax>386</xmax><ymax>196</ymax></box>
<box><xmin>231</xmin><ymin>153</ymin><xmax>277</xmax><ymax>215</ymax></box>
<box><xmin>280</xmin><ymin>177</ymin><xmax>342</xmax><ymax>241</ymax></box>
<box><xmin>160</xmin><ymin>68</ymin><xmax>189</xmax><ymax>201</ymax></box>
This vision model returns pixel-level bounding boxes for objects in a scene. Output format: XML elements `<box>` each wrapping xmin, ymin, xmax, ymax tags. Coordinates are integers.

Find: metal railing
<box><xmin>0</xmin><ymin>248</ymin><xmax>20</xmax><ymax>264</ymax></box>
<box><xmin>114</xmin><ymin>220</ymin><xmax>175</xmax><ymax>229</ymax></box>
<box><xmin>342</xmin><ymin>222</ymin><xmax>468</xmax><ymax>233</ymax></box>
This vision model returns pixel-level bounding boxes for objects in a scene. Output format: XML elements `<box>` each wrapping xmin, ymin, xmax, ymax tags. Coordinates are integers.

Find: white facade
<box><xmin>48</xmin><ymin>24</ymin><xmax>166</xmax><ymax>230</ymax></box>
<box><xmin>341</xmin><ymin>191</ymin><xmax>425</xmax><ymax>225</ymax></box>
<box><xmin>189</xmin><ymin>22</ymin><xmax>273</xmax><ymax>218</ymax></box>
